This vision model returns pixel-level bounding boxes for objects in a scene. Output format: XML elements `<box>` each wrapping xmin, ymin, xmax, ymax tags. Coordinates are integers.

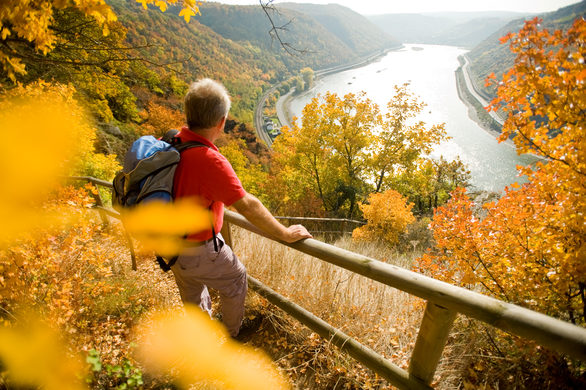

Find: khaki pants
<box><xmin>171</xmin><ymin>234</ymin><xmax>247</xmax><ymax>337</ymax></box>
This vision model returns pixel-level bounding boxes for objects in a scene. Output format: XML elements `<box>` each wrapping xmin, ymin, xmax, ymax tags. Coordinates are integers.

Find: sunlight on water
<box><xmin>289</xmin><ymin>44</ymin><xmax>539</xmax><ymax>192</ymax></box>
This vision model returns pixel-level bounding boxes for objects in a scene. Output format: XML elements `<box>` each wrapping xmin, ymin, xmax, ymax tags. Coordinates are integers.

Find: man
<box><xmin>172</xmin><ymin>78</ymin><xmax>312</xmax><ymax>338</ymax></box>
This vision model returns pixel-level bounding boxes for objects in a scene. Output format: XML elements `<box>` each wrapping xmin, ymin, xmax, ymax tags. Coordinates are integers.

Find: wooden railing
<box><xmin>274</xmin><ymin>216</ymin><xmax>364</xmax><ymax>238</ymax></box>
<box><xmin>70</xmin><ymin>176</ymin><xmax>586</xmax><ymax>389</ymax></box>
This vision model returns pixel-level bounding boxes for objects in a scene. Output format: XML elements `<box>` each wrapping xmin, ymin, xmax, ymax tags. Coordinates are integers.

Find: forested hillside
<box><xmin>466</xmin><ymin>1</ymin><xmax>586</xmax><ymax>98</ymax></box>
<box><xmin>110</xmin><ymin>0</ymin><xmax>275</xmax><ymax>123</ymax></box>
<box><xmin>196</xmin><ymin>3</ymin><xmax>351</xmax><ymax>70</ymax></box>
<box><xmin>278</xmin><ymin>3</ymin><xmax>399</xmax><ymax>55</ymax></box>
<box><xmin>196</xmin><ymin>2</ymin><xmax>398</xmax><ymax>71</ymax></box>
<box><xmin>368</xmin><ymin>11</ymin><xmax>523</xmax><ymax>48</ymax></box>
<box><xmin>1</xmin><ymin>0</ymin><xmax>400</xmax><ymax>187</ymax></box>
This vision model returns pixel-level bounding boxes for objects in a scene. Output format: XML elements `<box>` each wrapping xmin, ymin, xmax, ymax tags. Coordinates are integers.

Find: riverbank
<box><xmin>454</xmin><ymin>56</ymin><xmax>521</xmax><ymax>148</ymax></box>
<box><xmin>455</xmin><ymin>65</ymin><xmax>502</xmax><ymax>138</ymax></box>
<box><xmin>276</xmin><ymin>88</ymin><xmax>295</xmax><ymax>129</ymax></box>
<box><xmin>275</xmin><ymin>46</ymin><xmax>402</xmax><ymax>131</ymax></box>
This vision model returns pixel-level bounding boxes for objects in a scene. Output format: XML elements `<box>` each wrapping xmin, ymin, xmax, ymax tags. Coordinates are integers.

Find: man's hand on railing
<box><xmin>283</xmin><ymin>224</ymin><xmax>312</xmax><ymax>243</ymax></box>
<box><xmin>233</xmin><ymin>193</ymin><xmax>312</xmax><ymax>243</ymax></box>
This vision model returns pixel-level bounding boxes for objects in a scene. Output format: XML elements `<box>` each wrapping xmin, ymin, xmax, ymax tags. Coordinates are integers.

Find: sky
<box><xmin>211</xmin><ymin>0</ymin><xmax>582</xmax><ymax>15</ymax></box>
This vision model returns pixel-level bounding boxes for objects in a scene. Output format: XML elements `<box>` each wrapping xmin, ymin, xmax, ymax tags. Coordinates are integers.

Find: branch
<box><xmin>2</xmin><ymin>40</ymin><xmax>189</xmax><ymax>70</ymax></box>
<box><xmin>513</xmin><ymin>119</ymin><xmax>586</xmax><ymax>177</ymax></box>
<box><xmin>473</xmin><ymin>250</ymin><xmax>511</xmax><ymax>301</ymax></box>
<box><xmin>259</xmin><ymin>0</ymin><xmax>308</xmax><ymax>56</ymax></box>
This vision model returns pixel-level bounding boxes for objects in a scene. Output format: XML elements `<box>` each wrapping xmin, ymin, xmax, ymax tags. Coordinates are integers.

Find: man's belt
<box><xmin>183</xmin><ymin>237</ymin><xmax>215</xmax><ymax>248</ymax></box>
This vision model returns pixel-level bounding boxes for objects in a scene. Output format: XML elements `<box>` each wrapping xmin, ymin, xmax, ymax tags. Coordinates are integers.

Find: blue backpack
<box><xmin>112</xmin><ymin>133</ymin><xmax>208</xmax><ymax>210</ymax></box>
<box><xmin>112</xmin><ymin>132</ymin><xmax>211</xmax><ymax>271</ymax></box>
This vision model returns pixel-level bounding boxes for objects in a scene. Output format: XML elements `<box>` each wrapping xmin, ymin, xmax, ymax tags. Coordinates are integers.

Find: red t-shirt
<box><xmin>173</xmin><ymin>128</ymin><xmax>246</xmax><ymax>241</ymax></box>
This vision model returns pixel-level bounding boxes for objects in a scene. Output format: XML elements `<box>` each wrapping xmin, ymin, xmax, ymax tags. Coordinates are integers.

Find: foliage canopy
<box><xmin>419</xmin><ymin>18</ymin><xmax>586</xmax><ymax>325</ymax></box>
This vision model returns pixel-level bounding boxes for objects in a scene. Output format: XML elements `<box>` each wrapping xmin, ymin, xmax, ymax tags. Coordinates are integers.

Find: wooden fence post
<box><xmin>123</xmin><ymin>230</ymin><xmax>137</xmax><ymax>271</ymax></box>
<box><xmin>90</xmin><ymin>184</ymin><xmax>109</xmax><ymax>226</ymax></box>
<box><xmin>409</xmin><ymin>302</ymin><xmax>457</xmax><ymax>385</ymax></box>
<box><xmin>221</xmin><ymin>221</ymin><xmax>233</xmax><ymax>249</ymax></box>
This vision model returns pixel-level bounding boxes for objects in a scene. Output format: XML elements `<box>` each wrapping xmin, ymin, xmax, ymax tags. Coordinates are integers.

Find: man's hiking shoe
<box><xmin>232</xmin><ymin>314</ymin><xmax>263</xmax><ymax>343</ymax></box>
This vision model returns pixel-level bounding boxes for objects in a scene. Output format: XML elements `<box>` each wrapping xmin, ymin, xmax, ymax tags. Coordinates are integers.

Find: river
<box><xmin>287</xmin><ymin>44</ymin><xmax>538</xmax><ymax>192</ymax></box>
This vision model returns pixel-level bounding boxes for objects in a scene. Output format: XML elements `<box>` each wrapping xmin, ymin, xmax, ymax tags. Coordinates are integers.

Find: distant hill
<box><xmin>368</xmin><ymin>11</ymin><xmax>524</xmax><ymax>48</ymax></box>
<box><xmin>278</xmin><ymin>3</ymin><xmax>399</xmax><ymax>55</ymax></box>
<box><xmin>466</xmin><ymin>1</ymin><xmax>586</xmax><ymax>99</ymax></box>
<box><xmin>196</xmin><ymin>2</ymin><xmax>399</xmax><ymax>71</ymax></box>
<box><xmin>107</xmin><ymin>0</ymin><xmax>400</xmax><ymax>123</ymax></box>
<box><xmin>111</xmin><ymin>0</ymin><xmax>281</xmax><ymax>122</ymax></box>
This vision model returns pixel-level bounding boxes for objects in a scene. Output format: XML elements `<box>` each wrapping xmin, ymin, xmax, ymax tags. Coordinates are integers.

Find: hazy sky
<box><xmin>211</xmin><ymin>0</ymin><xmax>582</xmax><ymax>15</ymax></box>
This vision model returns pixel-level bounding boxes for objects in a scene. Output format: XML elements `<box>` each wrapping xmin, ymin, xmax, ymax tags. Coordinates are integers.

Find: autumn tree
<box><xmin>0</xmin><ymin>0</ymin><xmax>200</xmax><ymax>80</ymax></box>
<box><xmin>418</xmin><ymin>18</ymin><xmax>586</xmax><ymax>325</ymax></box>
<box><xmin>370</xmin><ymin>84</ymin><xmax>447</xmax><ymax>193</ymax></box>
<box><xmin>138</xmin><ymin>101</ymin><xmax>185</xmax><ymax>137</ymax></box>
<box><xmin>390</xmin><ymin>156</ymin><xmax>470</xmax><ymax>214</ymax></box>
<box><xmin>272</xmin><ymin>92</ymin><xmax>377</xmax><ymax>217</ymax></box>
<box><xmin>272</xmin><ymin>87</ymin><xmax>448</xmax><ymax>218</ymax></box>
<box><xmin>0</xmin><ymin>0</ymin><xmax>203</xmax><ymax>118</ymax></box>
<box><xmin>352</xmin><ymin>190</ymin><xmax>415</xmax><ymax>246</ymax></box>
<box><xmin>300</xmin><ymin>67</ymin><xmax>314</xmax><ymax>91</ymax></box>
<box><xmin>219</xmin><ymin>138</ymin><xmax>270</xmax><ymax>206</ymax></box>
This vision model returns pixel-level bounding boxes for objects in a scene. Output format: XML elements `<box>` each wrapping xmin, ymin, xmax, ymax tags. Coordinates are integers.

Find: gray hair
<box><xmin>184</xmin><ymin>78</ymin><xmax>231</xmax><ymax>130</ymax></box>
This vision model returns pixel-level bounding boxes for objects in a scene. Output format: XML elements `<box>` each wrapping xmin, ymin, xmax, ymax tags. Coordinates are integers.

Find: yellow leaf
<box><xmin>0</xmin><ymin>317</ymin><xmax>84</xmax><ymax>390</ymax></box>
<box><xmin>155</xmin><ymin>0</ymin><xmax>168</xmax><ymax>12</ymax></box>
<box><xmin>1</xmin><ymin>27</ymin><xmax>10</xmax><ymax>40</ymax></box>
<box><xmin>121</xmin><ymin>199</ymin><xmax>211</xmax><ymax>256</ymax></box>
<box><xmin>179</xmin><ymin>7</ymin><xmax>196</xmax><ymax>23</ymax></box>
<box><xmin>136</xmin><ymin>0</ymin><xmax>149</xmax><ymax>9</ymax></box>
<box><xmin>135</xmin><ymin>306</ymin><xmax>288</xmax><ymax>389</ymax></box>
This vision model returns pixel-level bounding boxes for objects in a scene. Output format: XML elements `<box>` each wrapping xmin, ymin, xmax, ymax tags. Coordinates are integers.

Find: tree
<box><xmin>352</xmin><ymin>190</ymin><xmax>415</xmax><ymax>246</ymax></box>
<box><xmin>0</xmin><ymin>0</ymin><xmax>202</xmax><ymax>123</ymax></box>
<box><xmin>138</xmin><ymin>101</ymin><xmax>185</xmax><ymax>138</ymax></box>
<box><xmin>370</xmin><ymin>83</ymin><xmax>447</xmax><ymax>193</ymax></box>
<box><xmin>300</xmin><ymin>67</ymin><xmax>314</xmax><ymax>91</ymax></box>
<box><xmin>219</xmin><ymin>138</ymin><xmax>270</xmax><ymax>206</ymax></box>
<box><xmin>273</xmin><ymin>91</ymin><xmax>378</xmax><ymax>218</ymax></box>
<box><xmin>419</xmin><ymin>18</ymin><xmax>586</xmax><ymax>324</ymax></box>
<box><xmin>390</xmin><ymin>156</ymin><xmax>470</xmax><ymax>214</ymax></box>
<box><xmin>272</xmin><ymin>87</ymin><xmax>448</xmax><ymax>218</ymax></box>
<box><xmin>0</xmin><ymin>0</ymin><xmax>201</xmax><ymax>81</ymax></box>
<box><xmin>293</xmin><ymin>76</ymin><xmax>304</xmax><ymax>94</ymax></box>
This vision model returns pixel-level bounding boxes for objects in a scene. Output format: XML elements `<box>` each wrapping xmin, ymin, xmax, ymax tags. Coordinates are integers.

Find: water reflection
<box><xmin>289</xmin><ymin>44</ymin><xmax>539</xmax><ymax>192</ymax></box>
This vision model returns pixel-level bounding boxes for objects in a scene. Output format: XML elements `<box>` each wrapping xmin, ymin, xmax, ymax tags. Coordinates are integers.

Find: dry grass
<box><xmin>231</xmin><ymin>228</ymin><xmax>440</xmax><ymax>389</ymax></box>
<box><xmin>6</xmin><ymin>196</ymin><xmax>563</xmax><ymax>389</ymax></box>
<box><xmin>229</xmin><ymin>227</ymin><xmax>586</xmax><ymax>389</ymax></box>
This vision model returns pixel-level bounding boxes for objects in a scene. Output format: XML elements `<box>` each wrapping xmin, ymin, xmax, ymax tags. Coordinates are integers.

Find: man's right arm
<box><xmin>232</xmin><ymin>193</ymin><xmax>312</xmax><ymax>243</ymax></box>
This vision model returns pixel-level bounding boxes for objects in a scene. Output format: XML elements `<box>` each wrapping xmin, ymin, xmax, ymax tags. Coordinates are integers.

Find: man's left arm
<box><xmin>232</xmin><ymin>193</ymin><xmax>312</xmax><ymax>243</ymax></box>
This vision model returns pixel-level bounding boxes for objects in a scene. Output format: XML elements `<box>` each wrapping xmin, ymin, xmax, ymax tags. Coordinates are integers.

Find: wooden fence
<box><xmin>273</xmin><ymin>216</ymin><xmax>364</xmax><ymax>238</ymax></box>
<box><xmin>70</xmin><ymin>176</ymin><xmax>586</xmax><ymax>389</ymax></box>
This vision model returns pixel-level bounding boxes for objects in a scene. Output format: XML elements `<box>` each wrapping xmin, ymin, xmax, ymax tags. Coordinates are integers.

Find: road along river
<box><xmin>283</xmin><ymin>44</ymin><xmax>538</xmax><ymax>192</ymax></box>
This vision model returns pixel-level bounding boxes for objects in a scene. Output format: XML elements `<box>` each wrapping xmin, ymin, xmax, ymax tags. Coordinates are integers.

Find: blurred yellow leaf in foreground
<box><xmin>0</xmin><ymin>83</ymin><xmax>89</xmax><ymax>243</ymax></box>
<box><xmin>0</xmin><ymin>317</ymin><xmax>84</xmax><ymax>390</ymax></box>
<box><xmin>135</xmin><ymin>305</ymin><xmax>289</xmax><ymax>390</ymax></box>
<box><xmin>121</xmin><ymin>199</ymin><xmax>212</xmax><ymax>257</ymax></box>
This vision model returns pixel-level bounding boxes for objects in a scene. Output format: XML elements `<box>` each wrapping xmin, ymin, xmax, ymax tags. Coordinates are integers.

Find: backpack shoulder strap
<box><xmin>172</xmin><ymin>137</ymin><xmax>212</xmax><ymax>153</ymax></box>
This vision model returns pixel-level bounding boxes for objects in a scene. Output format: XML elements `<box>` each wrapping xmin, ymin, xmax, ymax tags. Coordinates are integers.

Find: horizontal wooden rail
<box><xmin>274</xmin><ymin>216</ymin><xmax>365</xmax><ymax>225</ymax></box>
<box><xmin>68</xmin><ymin>175</ymin><xmax>113</xmax><ymax>188</ymax></box>
<box><xmin>248</xmin><ymin>275</ymin><xmax>431</xmax><ymax>390</ymax></box>
<box><xmin>224</xmin><ymin>209</ymin><xmax>586</xmax><ymax>362</ymax></box>
<box><xmin>68</xmin><ymin>177</ymin><xmax>586</xmax><ymax>388</ymax></box>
